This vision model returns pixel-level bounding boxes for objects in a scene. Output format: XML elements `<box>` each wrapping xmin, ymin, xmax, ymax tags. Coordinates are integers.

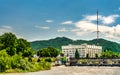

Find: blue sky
<box><xmin>0</xmin><ymin>0</ymin><xmax>120</xmax><ymax>42</ymax></box>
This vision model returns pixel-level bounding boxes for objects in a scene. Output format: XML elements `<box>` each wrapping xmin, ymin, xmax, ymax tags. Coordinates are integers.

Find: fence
<box><xmin>70</xmin><ymin>58</ymin><xmax>120</xmax><ymax>66</ymax></box>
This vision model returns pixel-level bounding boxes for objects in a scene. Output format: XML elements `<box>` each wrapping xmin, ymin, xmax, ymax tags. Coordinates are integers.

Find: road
<box><xmin>0</xmin><ymin>66</ymin><xmax>120</xmax><ymax>75</ymax></box>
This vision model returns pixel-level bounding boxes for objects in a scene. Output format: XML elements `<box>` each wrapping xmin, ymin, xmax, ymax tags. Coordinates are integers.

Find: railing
<box><xmin>69</xmin><ymin>58</ymin><xmax>120</xmax><ymax>66</ymax></box>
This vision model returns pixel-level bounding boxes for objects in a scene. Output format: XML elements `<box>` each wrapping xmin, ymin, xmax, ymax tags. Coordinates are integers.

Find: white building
<box><xmin>62</xmin><ymin>43</ymin><xmax>102</xmax><ymax>58</ymax></box>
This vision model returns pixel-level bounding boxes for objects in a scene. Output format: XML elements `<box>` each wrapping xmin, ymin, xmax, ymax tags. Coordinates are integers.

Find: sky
<box><xmin>0</xmin><ymin>0</ymin><xmax>120</xmax><ymax>42</ymax></box>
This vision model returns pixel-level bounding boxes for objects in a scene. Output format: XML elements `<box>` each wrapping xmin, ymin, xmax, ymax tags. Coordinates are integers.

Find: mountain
<box><xmin>30</xmin><ymin>37</ymin><xmax>120</xmax><ymax>52</ymax></box>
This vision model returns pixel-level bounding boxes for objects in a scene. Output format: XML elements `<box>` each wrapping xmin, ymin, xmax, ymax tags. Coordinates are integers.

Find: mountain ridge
<box><xmin>30</xmin><ymin>37</ymin><xmax>120</xmax><ymax>52</ymax></box>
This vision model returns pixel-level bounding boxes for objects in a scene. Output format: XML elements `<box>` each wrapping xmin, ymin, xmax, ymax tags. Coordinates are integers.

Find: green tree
<box><xmin>75</xmin><ymin>49</ymin><xmax>80</xmax><ymax>59</ymax></box>
<box><xmin>6</xmin><ymin>47</ymin><xmax>16</xmax><ymax>56</ymax></box>
<box><xmin>101</xmin><ymin>50</ymin><xmax>119</xmax><ymax>58</ymax></box>
<box><xmin>95</xmin><ymin>54</ymin><xmax>98</xmax><ymax>58</ymax></box>
<box><xmin>86</xmin><ymin>53</ymin><xmax>89</xmax><ymax>58</ymax></box>
<box><xmin>37</xmin><ymin>48</ymin><xmax>50</xmax><ymax>57</ymax></box>
<box><xmin>17</xmin><ymin>38</ymin><xmax>33</xmax><ymax>57</ymax></box>
<box><xmin>0</xmin><ymin>33</ymin><xmax>18</xmax><ymax>56</ymax></box>
<box><xmin>0</xmin><ymin>43</ymin><xmax>4</xmax><ymax>50</ymax></box>
<box><xmin>16</xmin><ymin>38</ymin><xmax>28</xmax><ymax>54</ymax></box>
<box><xmin>0</xmin><ymin>33</ymin><xmax>34</xmax><ymax>57</ymax></box>
<box><xmin>37</xmin><ymin>47</ymin><xmax>60</xmax><ymax>57</ymax></box>
<box><xmin>22</xmin><ymin>48</ymin><xmax>34</xmax><ymax>57</ymax></box>
<box><xmin>47</xmin><ymin>47</ymin><xmax>60</xmax><ymax>57</ymax></box>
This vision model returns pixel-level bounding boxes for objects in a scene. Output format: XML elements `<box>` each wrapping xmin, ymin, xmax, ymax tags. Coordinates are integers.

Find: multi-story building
<box><xmin>62</xmin><ymin>43</ymin><xmax>102</xmax><ymax>58</ymax></box>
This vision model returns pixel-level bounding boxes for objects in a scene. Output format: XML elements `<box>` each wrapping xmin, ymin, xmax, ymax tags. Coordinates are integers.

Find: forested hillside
<box><xmin>31</xmin><ymin>37</ymin><xmax>120</xmax><ymax>52</ymax></box>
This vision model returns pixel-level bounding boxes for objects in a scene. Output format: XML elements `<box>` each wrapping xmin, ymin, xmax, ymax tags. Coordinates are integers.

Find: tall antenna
<box><xmin>97</xmin><ymin>10</ymin><xmax>99</xmax><ymax>45</ymax></box>
<box><xmin>113</xmin><ymin>27</ymin><xmax>116</xmax><ymax>36</ymax></box>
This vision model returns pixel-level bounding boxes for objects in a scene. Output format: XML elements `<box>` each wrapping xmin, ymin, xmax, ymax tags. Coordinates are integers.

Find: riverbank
<box><xmin>0</xmin><ymin>66</ymin><xmax>120</xmax><ymax>75</ymax></box>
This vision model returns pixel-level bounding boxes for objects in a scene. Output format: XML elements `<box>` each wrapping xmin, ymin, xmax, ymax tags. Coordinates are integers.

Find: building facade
<box><xmin>62</xmin><ymin>43</ymin><xmax>102</xmax><ymax>58</ymax></box>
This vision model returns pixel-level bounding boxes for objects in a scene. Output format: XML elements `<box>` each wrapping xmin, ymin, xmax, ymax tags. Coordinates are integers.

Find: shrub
<box><xmin>32</xmin><ymin>58</ymin><xmax>38</xmax><ymax>63</ymax></box>
<box><xmin>80</xmin><ymin>59</ymin><xmax>88</xmax><ymax>64</ymax></box>
<box><xmin>0</xmin><ymin>50</ymin><xmax>11</xmax><ymax>72</ymax></box>
<box><xmin>0</xmin><ymin>50</ymin><xmax>52</xmax><ymax>73</ymax></box>
<box><xmin>11</xmin><ymin>54</ymin><xmax>22</xmax><ymax>69</ymax></box>
<box><xmin>45</xmin><ymin>58</ymin><xmax>52</xmax><ymax>62</ymax></box>
<box><xmin>37</xmin><ymin>58</ymin><xmax>41</xmax><ymax>62</ymax></box>
<box><xmin>5</xmin><ymin>69</ymin><xmax>22</xmax><ymax>73</ymax></box>
<box><xmin>39</xmin><ymin>61</ymin><xmax>51</xmax><ymax>70</ymax></box>
<box><xmin>28</xmin><ymin>57</ymin><xmax>32</xmax><ymax>62</ymax></box>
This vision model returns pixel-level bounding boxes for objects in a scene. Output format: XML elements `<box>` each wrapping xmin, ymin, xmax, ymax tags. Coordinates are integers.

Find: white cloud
<box><xmin>71</xmin><ymin>29</ymin><xmax>81</xmax><ymax>32</ymax></box>
<box><xmin>35</xmin><ymin>25</ymin><xmax>50</xmax><ymax>29</ymax></box>
<box><xmin>0</xmin><ymin>25</ymin><xmax>13</xmax><ymax>35</ymax></box>
<box><xmin>0</xmin><ymin>25</ymin><xmax>23</xmax><ymax>38</ymax></box>
<box><xmin>83</xmin><ymin>14</ymin><xmax>119</xmax><ymax>25</ymax></box>
<box><xmin>57</xmin><ymin>14</ymin><xmax>119</xmax><ymax>42</ymax></box>
<box><xmin>2</xmin><ymin>25</ymin><xmax>12</xmax><ymax>29</ymax></box>
<box><xmin>76</xmin><ymin>20</ymin><xmax>97</xmax><ymax>32</ymax></box>
<box><xmin>57</xmin><ymin>28</ymin><xmax>68</xmax><ymax>32</ymax></box>
<box><xmin>74</xmin><ymin>14</ymin><xmax>120</xmax><ymax>42</ymax></box>
<box><xmin>105</xmin><ymin>34</ymin><xmax>118</xmax><ymax>39</ymax></box>
<box><xmin>83</xmin><ymin>15</ymin><xmax>102</xmax><ymax>21</ymax></box>
<box><xmin>119</xmin><ymin>7</ymin><xmax>120</xmax><ymax>10</ymax></box>
<box><xmin>75</xmin><ymin>31</ymin><xmax>88</xmax><ymax>36</ymax></box>
<box><xmin>101</xmin><ymin>15</ymin><xmax>120</xmax><ymax>24</ymax></box>
<box><xmin>61</xmin><ymin>21</ymin><xmax>73</xmax><ymax>25</ymax></box>
<box><xmin>75</xmin><ymin>20</ymin><xmax>114</xmax><ymax>35</ymax></box>
<box><xmin>40</xmin><ymin>27</ymin><xmax>50</xmax><ymax>29</ymax></box>
<box><xmin>45</xmin><ymin>20</ymin><xmax>53</xmax><ymax>23</ymax></box>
